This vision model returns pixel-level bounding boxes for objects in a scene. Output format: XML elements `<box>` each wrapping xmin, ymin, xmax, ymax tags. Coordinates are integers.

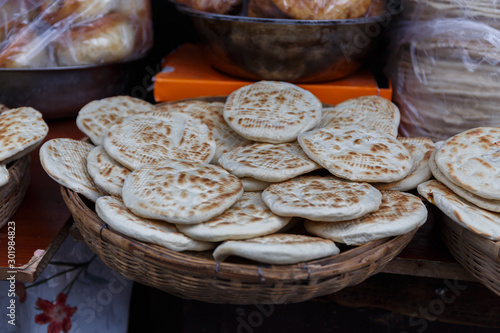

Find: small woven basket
<box><xmin>0</xmin><ymin>155</ymin><xmax>31</xmax><ymax>229</ymax></box>
<box><xmin>62</xmin><ymin>186</ymin><xmax>418</xmax><ymax>304</ymax></box>
<box><xmin>440</xmin><ymin>213</ymin><xmax>500</xmax><ymax>296</ymax></box>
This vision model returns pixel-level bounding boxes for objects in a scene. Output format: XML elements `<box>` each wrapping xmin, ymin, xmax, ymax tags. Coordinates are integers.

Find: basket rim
<box><xmin>62</xmin><ymin>185</ymin><xmax>417</xmax><ymax>283</ymax></box>
<box><xmin>441</xmin><ymin>212</ymin><xmax>500</xmax><ymax>263</ymax></box>
<box><xmin>0</xmin><ymin>155</ymin><xmax>30</xmax><ymax>196</ymax></box>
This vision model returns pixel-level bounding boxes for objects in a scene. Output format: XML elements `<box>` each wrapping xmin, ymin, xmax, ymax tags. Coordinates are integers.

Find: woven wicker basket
<box><xmin>0</xmin><ymin>155</ymin><xmax>31</xmax><ymax>229</ymax></box>
<box><xmin>62</xmin><ymin>186</ymin><xmax>418</xmax><ymax>304</ymax></box>
<box><xmin>440</xmin><ymin>213</ymin><xmax>500</xmax><ymax>296</ymax></box>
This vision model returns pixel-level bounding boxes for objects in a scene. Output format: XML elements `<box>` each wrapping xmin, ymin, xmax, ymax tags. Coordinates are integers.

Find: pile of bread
<box><xmin>0</xmin><ymin>105</ymin><xmax>48</xmax><ymax>228</ymax></box>
<box><xmin>0</xmin><ymin>0</ymin><xmax>152</xmax><ymax>68</ymax></box>
<box><xmin>386</xmin><ymin>0</ymin><xmax>500</xmax><ymax>142</ymax></box>
<box><xmin>418</xmin><ymin>127</ymin><xmax>500</xmax><ymax>241</ymax></box>
<box><xmin>40</xmin><ymin>82</ymin><xmax>433</xmax><ymax>265</ymax></box>
<box><xmin>175</xmin><ymin>0</ymin><xmax>384</xmax><ymax>19</ymax></box>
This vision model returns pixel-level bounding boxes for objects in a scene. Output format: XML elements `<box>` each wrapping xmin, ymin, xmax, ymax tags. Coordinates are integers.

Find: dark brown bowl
<box><xmin>174</xmin><ymin>2</ymin><xmax>394</xmax><ymax>83</ymax></box>
<box><xmin>0</xmin><ymin>60</ymin><xmax>142</xmax><ymax>119</ymax></box>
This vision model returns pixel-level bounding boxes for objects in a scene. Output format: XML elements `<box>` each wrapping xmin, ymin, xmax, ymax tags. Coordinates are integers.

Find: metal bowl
<box><xmin>174</xmin><ymin>3</ymin><xmax>394</xmax><ymax>83</ymax></box>
<box><xmin>0</xmin><ymin>60</ymin><xmax>143</xmax><ymax>119</ymax></box>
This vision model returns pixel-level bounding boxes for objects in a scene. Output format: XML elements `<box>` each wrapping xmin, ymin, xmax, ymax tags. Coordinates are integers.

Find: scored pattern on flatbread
<box><xmin>96</xmin><ymin>196</ymin><xmax>215</xmax><ymax>252</ymax></box>
<box><xmin>122</xmin><ymin>160</ymin><xmax>243</xmax><ymax>224</ymax></box>
<box><xmin>304</xmin><ymin>190</ymin><xmax>427</xmax><ymax>245</ymax></box>
<box><xmin>262</xmin><ymin>175</ymin><xmax>382</xmax><ymax>222</ymax></box>
<box><xmin>373</xmin><ymin>137</ymin><xmax>435</xmax><ymax>191</ymax></box>
<box><xmin>223</xmin><ymin>81</ymin><xmax>322</xmax><ymax>143</ymax></box>
<box><xmin>212</xmin><ymin>233</ymin><xmax>340</xmax><ymax>264</ymax></box>
<box><xmin>0</xmin><ymin>163</ymin><xmax>9</xmax><ymax>187</ymax></box>
<box><xmin>39</xmin><ymin>138</ymin><xmax>103</xmax><ymax>202</ymax></box>
<box><xmin>429</xmin><ymin>150</ymin><xmax>500</xmax><ymax>213</ymax></box>
<box><xmin>176</xmin><ymin>192</ymin><xmax>292</xmax><ymax>242</ymax></box>
<box><xmin>87</xmin><ymin>145</ymin><xmax>131</xmax><ymax>197</ymax></box>
<box><xmin>298</xmin><ymin>125</ymin><xmax>414</xmax><ymax>182</ymax></box>
<box><xmin>418</xmin><ymin>180</ymin><xmax>500</xmax><ymax>241</ymax></box>
<box><xmin>76</xmin><ymin>95</ymin><xmax>155</xmax><ymax>145</ymax></box>
<box><xmin>103</xmin><ymin>115</ymin><xmax>215</xmax><ymax>170</ymax></box>
<box><xmin>319</xmin><ymin>96</ymin><xmax>401</xmax><ymax>138</ymax></box>
<box><xmin>218</xmin><ymin>142</ymin><xmax>322</xmax><ymax>182</ymax></box>
<box><xmin>0</xmin><ymin>107</ymin><xmax>48</xmax><ymax>164</ymax></box>
<box><xmin>434</xmin><ymin>127</ymin><xmax>500</xmax><ymax>200</ymax></box>
<box><xmin>155</xmin><ymin>100</ymin><xmax>252</xmax><ymax>164</ymax></box>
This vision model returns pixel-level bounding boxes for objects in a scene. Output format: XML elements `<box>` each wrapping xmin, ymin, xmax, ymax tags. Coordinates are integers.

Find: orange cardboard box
<box><xmin>154</xmin><ymin>44</ymin><xmax>392</xmax><ymax>105</ymax></box>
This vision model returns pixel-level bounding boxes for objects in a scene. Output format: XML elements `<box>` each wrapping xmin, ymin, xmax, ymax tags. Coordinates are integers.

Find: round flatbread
<box><xmin>429</xmin><ymin>150</ymin><xmax>500</xmax><ymax>213</ymax></box>
<box><xmin>176</xmin><ymin>192</ymin><xmax>291</xmax><ymax>242</ymax></box>
<box><xmin>156</xmin><ymin>100</ymin><xmax>252</xmax><ymax>164</ymax></box>
<box><xmin>298</xmin><ymin>125</ymin><xmax>414</xmax><ymax>182</ymax></box>
<box><xmin>434</xmin><ymin>127</ymin><xmax>500</xmax><ymax>200</ymax></box>
<box><xmin>96</xmin><ymin>196</ymin><xmax>215</xmax><ymax>252</ymax></box>
<box><xmin>0</xmin><ymin>107</ymin><xmax>48</xmax><ymax>164</ymax></box>
<box><xmin>262</xmin><ymin>175</ymin><xmax>382</xmax><ymax>222</ymax></box>
<box><xmin>40</xmin><ymin>138</ymin><xmax>103</xmax><ymax>202</ymax></box>
<box><xmin>418</xmin><ymin>180</ymin><xmax>500</xmax><ymax>241</ymax></box>
<box><xmin>218</xmin><ymin>142</ymin><xmax>321</xmax><ymax>182</ymax></box>
<box><xmin>305</xmin><ymin>190</ymin><xmax>427</xmax><ymax>245</ymax></box>
<box><xmin>122</xmin><ymin>160</ymin><xmax>243</xmax><ymax>224</ymax></box>
<box><xmin>76</xmin><ymin>95</ymin><xmax>156</xmax><ymax>146</ymax></box>
<box><xmin>0</xmin><ymin>163</ymin><xmax>9</xmax><ymax>187</ymax></box>
<box><xmin>103</xmin><ymin>114</ymin><xmax>215</xmax><ymax>170</ymax></box>
<box><xmin>241</xmin><ymin>177</ymin><xmax>271</xmax><ymax>192</ymax></box>
<box><xmin>212</xmin><ymin>233</ymin><xmax>340</xmax><ymax>264</ymax></box>
<box><xmin>223</xmin><ymin>81</ymin><xmax>322</xmax><ymax>143</ymax></box>
<box><xmin>372</xmin><ymin>137</ymin><xmax>435</xmax><ymax>191</ymax></box>
<box><xmin>87</xmin><ymin>145</ymin><xmax>131</xmax><ymax>197</ymax></box>
<box><xmin>320</xmin><ymin>96</ymin><xmax>401</xmax><ymax>138</ymax></box>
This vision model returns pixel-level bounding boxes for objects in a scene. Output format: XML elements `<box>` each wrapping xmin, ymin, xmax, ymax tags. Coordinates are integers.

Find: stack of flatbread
<box><xmin>41</xmin><ymin>84</ymin><xmax>430</xmax><ymax>265</ymax></box>
<box><xmin>401</xmin><ymin>0</ymin><xmax>500</xmax><ymax>29</ymax></box>
<box><xmin>418</xmin><ymin>127</ymin><xmax>500</xmax><ymax>241</ymax></box>
<box><xmin>387</xmin><ymin>3</ymin><xmax>500</xmax><ymax>142</ymax></box>
<box><xmin>0</xmin><ymin>106</ymin><xmax>48</xmax><ymax>228</ymax></box>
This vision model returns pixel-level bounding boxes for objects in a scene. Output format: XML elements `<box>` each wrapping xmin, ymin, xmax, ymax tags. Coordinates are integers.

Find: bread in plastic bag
<box><xmin>401</xmin><ymin>0</ymin><xmax>500</xmax><ymax>29</ymax></box>
<box><xmin>0</xmin><ymin>0</ymin><xmax>153</xmax><ymax>68</ymax></box>
<box><xmin>385</xmin><ymin>18</ymin><xmax>500</xmax><ymax>141</ymax></box>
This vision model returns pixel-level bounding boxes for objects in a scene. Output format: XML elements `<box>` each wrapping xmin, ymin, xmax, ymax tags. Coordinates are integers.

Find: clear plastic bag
<box><xmin>0</xmin><ymin>0</ymin><xmax>153</xmax><ymax>68</ymax></box>
<box><xmin>385</xmin><ymin>18</ymin><xmax>500</xmax><ymax>141</ymax></box>
<box><xmin>400</xmin><ymin>0</ymin><xmax>500</xmax><ymax>29</ymax></box>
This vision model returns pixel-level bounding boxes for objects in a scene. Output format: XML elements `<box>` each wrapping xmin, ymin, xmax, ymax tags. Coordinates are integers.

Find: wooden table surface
<box><xmin>0</xmin><ymin>118</ymin><xmax>473</xmax><ymax>283</ymax></box>
<box><xmin>0</xmin><ymin>118</ymin><xmax>83</xmax><ymax>282</ymax></box>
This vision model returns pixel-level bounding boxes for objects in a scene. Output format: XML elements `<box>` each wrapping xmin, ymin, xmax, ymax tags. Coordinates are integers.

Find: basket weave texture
<box><xmin>0</xmin><ymin>155</ymin><xmax>30</xmax><ymax>229</ymax></box>
<box><xmin>62</xmin><ymin>186</ymin><xmax>417</xmax><ymax>304</ymax></box>
<box><xmin>440</xmin><ymin>214</ymin><xmax>500</xmax><ymax>296</ymax></box>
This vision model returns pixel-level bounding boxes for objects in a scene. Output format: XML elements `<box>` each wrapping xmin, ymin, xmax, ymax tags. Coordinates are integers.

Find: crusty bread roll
<box><xmin>175</xmin><ymin>0</ymin><xmax>242</xmax><ymax>15</ymax></box>
<box><xmin>248</xmin><ymin>0</ymin><xmax>288</xmax><ymax>18</ymax></box>
<box><xmin>40</xmin><ymin>0</ymin><xmax>117</xmax><ymax>25</ymax></box>
<box><xmin>0</xmin><ymin>0</ymin><xmax>40</xmax><ymax>44</ymax></box>
<box><xmin>271</xmin><ymin>0</ymin><xmax>373</xmax><ymax>20</ymax></box>
<box><xmin>116</xmin><ymin>0</ymin><xmax>153</xmax><ymax>53</ymax></box>
<box><xmin>0</xmin><ymin>25</ymin><xmax>52</xmax><ymax>68</ymax></box>
<box><xmin>54</xmin><ymin>12</ymin><xmax>136</xmax><ymax>66</ymax></box>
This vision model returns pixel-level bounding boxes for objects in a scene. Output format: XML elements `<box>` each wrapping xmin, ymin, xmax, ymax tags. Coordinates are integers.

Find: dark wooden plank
<box><xmin>328</xmin><ymin>273</ymin><xmax>500</xmax><ymax>329</ymax></box>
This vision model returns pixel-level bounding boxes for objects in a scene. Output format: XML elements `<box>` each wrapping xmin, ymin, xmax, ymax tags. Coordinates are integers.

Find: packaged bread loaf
<box><xmin>386</xmin><ymin>6</ymin><xmax>500</xmax><ymax>141</ymax></box>
<box><xmin>0</xmin><ymin>0</ymin><xmax>153</xmax><ymax>68</ymax></box>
